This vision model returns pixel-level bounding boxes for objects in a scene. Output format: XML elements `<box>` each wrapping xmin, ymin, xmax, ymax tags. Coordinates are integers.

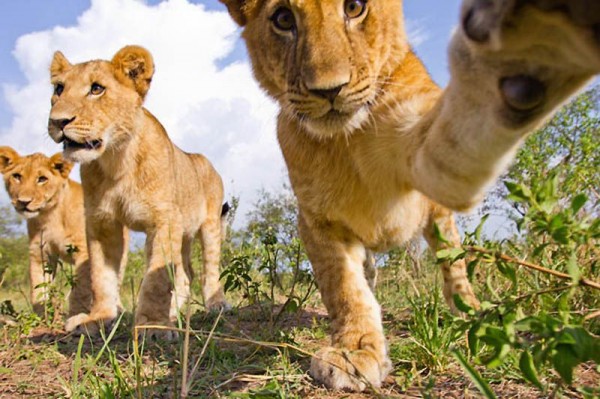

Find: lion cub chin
<box><xmin>48</xmin><ymin>45</ymin><xmax>229</xmax><ymax>339</ymax></box>
<box><xmin>0</xmin><ymin>147</ymin><xmax>92</xmax><ymax>317</ymax></box>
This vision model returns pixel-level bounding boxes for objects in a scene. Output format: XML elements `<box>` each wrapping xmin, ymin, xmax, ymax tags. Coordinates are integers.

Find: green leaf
<box><xmin>497</xmin><ymin>261</ymin><xmax>517</xmax><ymax>286</ymax></box>
<box><xmin>551</xmin><ymin>226</ymin><xmax>570</xmax><ymax>245</ymax></box>
<box><xmin>552</xmin><ymin>344</ymin><xmax>579</xmax><ymax>384</ymax></box>
<box><xmin>467</xmin><ymin>259</ymin><xmax>478</xmax><ymax>282</ymax></box>
<box><xmin>436</xmin><ymin>248</ymin><xmax>465</xmax><ymax>261</ymax></box>
<box><xmin>505</xmin><ymin>181</ymin><xmax>532</xmax><ymax>203</ymax></box>
<box><xmin>432</xmin><ymin>222</ymin><xmax>450</xmax><ymax>245</ymax></box>
<box><xmin>519</xmin><ymin>351</ymin><xmax>543</xmax><ymax>390</ymax></box>
<box><xmin>484</xmin><ymin>343</ymin><xmax>511</xmax><ymax>369</ymax></box>
<box><xmin>452</xmin><ymin>294</ymin><xmax>475</xmax><ymax>316</ymax></box>
<box><xmin>475</xmin><ymin>214</ymin><xmax>489</xmax><ymax>242</ymax></box>
<box><xmin>452</xmin><ymin>349</ymin><xmax>498</xmax><ymax>399</ymax></box>
<box><xmin>570</xmin><ymin>193</ymin><xmax>587</xmax><ymax>214</ymax></box>
<box><xmin>561</xmin><ymin>326</ymin><xmax>600</xmax><ymax>362</ymax></box>
<box><xmin>468</xmin><ymin>323</ymin><xmax>482</xmax><ymax>356</ymax></box>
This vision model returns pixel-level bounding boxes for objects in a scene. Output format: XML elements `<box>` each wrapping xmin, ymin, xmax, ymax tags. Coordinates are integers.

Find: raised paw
<box><xmin>462</xmin><ymin>0</ymin><xmax>600</xmax><ymax>45</ymax></box>
<box><xmin>310</xmin><ymin>347</ymin><xmax>392</xmax><ymax>391</ymax></box>
<box><xmin>452</xmin><ymin>0</ymin><xmax>600</xmax><ymax>128</ymax></box>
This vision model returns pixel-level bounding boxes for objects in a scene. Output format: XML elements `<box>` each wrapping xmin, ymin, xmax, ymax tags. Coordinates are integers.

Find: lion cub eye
<box><xmin>90</xmin><ymin>83</ymin><xmax>105</xmax><ymax>96</ymax></box>
<box><xmin>37</xmin><ymin>176</ymin><xmax>48</xmax><ymax>184</ymax></box>
<box><xmin>12</xmin><ymin>173</ymin><xmax>21</xmax><ymax>182</ymax></box>
<box><xmin>345</xmin><ymin>0</ymin><xmax>367</xmax><ymax>19</ymax></box>
<box><xmin>271</xmin><ymin>7</ymin><xmax>295</xmax><ymax>32</ymax></box>
<box><xmin>54</xmin><ymin>83</ymin><xmax>64</xmax><ymax>96</ymax></box>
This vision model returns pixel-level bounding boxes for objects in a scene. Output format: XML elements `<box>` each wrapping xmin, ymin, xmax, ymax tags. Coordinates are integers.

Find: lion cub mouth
<box><xmin>63</xmin><ymin>136</ymin><xmax>103</xmax><ymax>151</ymax></box>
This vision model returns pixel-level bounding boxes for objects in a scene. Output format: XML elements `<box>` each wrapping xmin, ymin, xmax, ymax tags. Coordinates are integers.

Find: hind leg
<box><xmin>168</xmin><ymin>235</ymin><xmax>193</xmax><ymax>321</ymax></box>
<box><xmin>423</xmin><ymin>204</ymin><xmax>479</xmax><ymax>313</ymax></box>
<box><xmin>199</xmin><ymin>218</ymin><xmax>228</xmax><ymax>311</ymax></box>
<box><xmin>363</xmin><ymin>250</ymin><xmax>377</xmax><ymax>293</ymax></box>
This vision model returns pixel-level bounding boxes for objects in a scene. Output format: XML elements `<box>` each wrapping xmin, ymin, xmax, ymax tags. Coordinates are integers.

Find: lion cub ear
<box><xmin>0</xmin><ymin>146</ymin><xmax>20</xmax><ymax>173</ymax></box>
<box><xmin>111</xmin><ymin>45</ymin><xmax>155</xmax><ymax>100</ymax></box>
<box><xmin>50</xmin><ymin>51</ymin><xmax>72</xmax><ymax>78</ymax></box>
<box><xmin>219</xmin><ymin>0</ymin><xmax>259</xmax><ymax>26</ymax></box>
<box><xmin>49</xmin><ymin>152</ymin><xmax>74</xmax><ymax>178</ymax></box>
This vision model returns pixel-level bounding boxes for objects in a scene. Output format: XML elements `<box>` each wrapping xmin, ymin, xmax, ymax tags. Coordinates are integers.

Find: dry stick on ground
<box><xmin>464</xmin><ymin>246</ymin><xmax>600</xmax><ymax>290</ymax></box>
<box><xmin>584</xmin><ymin>309</ymin><xmax>600</xmax><ymax>320</ymax></box>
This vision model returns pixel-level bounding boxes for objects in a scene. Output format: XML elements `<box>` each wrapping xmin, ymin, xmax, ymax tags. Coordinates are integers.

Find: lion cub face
<box><xmin>48</xmin><ymin>46</ymin><xmax>154</xmax><ymax>163</ymax></box>
<box><xmin>221</xmin><ymin>0</ymin><xmax>408</xmax><ymax>137</ymax></box>
<box><xmin>0</xmin><ymin>147</ymin><xmax>73</xmax><ymax>219</ymax></box>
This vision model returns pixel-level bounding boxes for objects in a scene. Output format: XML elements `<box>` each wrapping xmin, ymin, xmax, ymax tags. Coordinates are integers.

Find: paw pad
<box><xmin>500</xmin><ymin>75</ymin><xmax>546</xmax><ymax>111</ymax></box>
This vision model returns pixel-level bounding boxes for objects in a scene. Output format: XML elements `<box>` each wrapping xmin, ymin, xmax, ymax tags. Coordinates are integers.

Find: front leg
<box><xmin>135</xmin><ymin>224</ymin><xmax>186</xmax><ymax>340</ymax></box>
<box><xmin>300</xmin><ymin>215</ymin><xmax>391</xmax><ymax>391</ymax></box>
<box><xmin>65</xmin><ymin>220</ymin><xmax>127</xmax><ymax>334</ymax></box>
<box><xmin>412</xmin><ymin>0</ymin><xmax>600</xmax><ymax>210</ymax></box>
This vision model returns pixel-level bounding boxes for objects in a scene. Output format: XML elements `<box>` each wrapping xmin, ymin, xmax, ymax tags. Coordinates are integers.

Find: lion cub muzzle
<box><xmin>48</xmin><ymin>116</ymin><xmax>103</xmax><ymax>152</ymax></box>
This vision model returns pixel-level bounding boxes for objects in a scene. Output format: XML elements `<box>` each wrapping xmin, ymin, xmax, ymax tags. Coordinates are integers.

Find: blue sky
<box><xmin>0</xmin><ymin>0</ymin><xmax>462</xmax><ymax>228</ymax></box>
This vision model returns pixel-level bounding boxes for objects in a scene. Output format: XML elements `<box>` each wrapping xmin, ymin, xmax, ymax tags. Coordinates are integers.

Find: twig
<box><xmin>514</xmin><ymin>284</ymin><xmax>574</xmax><ymax>302</ymax></box>
<box><xmin>584</xmin><ymin>309</ymin><xmax>600</xmax><ymax>321</ymax></box>
<box><xmin>465</xmin><ymin>246</ymin><xmax>600</xmax><ymax>290</ymax></box>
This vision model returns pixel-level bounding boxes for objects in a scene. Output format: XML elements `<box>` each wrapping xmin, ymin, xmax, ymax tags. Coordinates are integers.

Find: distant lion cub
<box><xmin>0</xmin><ymin>147</ymin><xmax>93</xmax><ymax>317</ymax></box>
<box><xmin>48</xmin><ymin>45</ymin><xmax>229</xmax><ymax>338</ymax></box>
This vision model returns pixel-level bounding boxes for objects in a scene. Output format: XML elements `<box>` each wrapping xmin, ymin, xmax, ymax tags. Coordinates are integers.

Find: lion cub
<box><xmin>48</xmin><ymin>45</ymin><xmax>229</xmax><ymax>338</ymax></box>
<box><xmin>0</xmin><ymin>147</ymin><xmax>92</xmax><ymax>317</ymax></box>
<box><xmin>221</xmin><ymin>0</ymin><xmax>600</xmax><ymax>391</ymax></box>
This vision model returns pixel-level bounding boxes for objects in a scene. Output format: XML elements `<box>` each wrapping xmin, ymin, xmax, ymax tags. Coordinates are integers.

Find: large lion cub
<box><xmin>0</xmin><ymin>147</ymin><xmax>92</xmax><ymax>317</ymax></box>
<box><xmin>48</xmin><ymin>45</ymin><xmax>229</xmax><ymax>338</ymax></box>
<box><xmin>221</xmin><ymin>0</ymin><xmax>600</xmax><ymax>391</ymax></box>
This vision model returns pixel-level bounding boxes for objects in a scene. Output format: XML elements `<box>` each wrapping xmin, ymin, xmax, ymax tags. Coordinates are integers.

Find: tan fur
<box><xmin>48</xmin><ymin>46</ymin><xmax>228</xmax><ymax>338</ymax></box>
<box><xmin>0</xmin><ymin>147</ymin><xmax>93</xmax><ymax>317</ymax></box>
<box><xmin>221</xmin><ymin>0</ymin><xmax>600</xmax><ymax>390</ymax></box>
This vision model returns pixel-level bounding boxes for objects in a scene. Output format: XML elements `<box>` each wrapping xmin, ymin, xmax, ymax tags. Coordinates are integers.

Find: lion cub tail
<box><xmin>220</xmin><ymin>202</ymin><xmax>230</xmax><ymax>241</ymax></box>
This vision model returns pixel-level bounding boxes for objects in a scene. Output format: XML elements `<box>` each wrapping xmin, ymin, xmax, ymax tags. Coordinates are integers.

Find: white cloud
<box><xmin>0</xmin><ymin>0</ymin><xmax>285</xmax><ymax>226</ymax></box>
<box><xmin>406</xmin><ymin>18</ymin><xmax>430</xmax><ymax>48</ymax></box>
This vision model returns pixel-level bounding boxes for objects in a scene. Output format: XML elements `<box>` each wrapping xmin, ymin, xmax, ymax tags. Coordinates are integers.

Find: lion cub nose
<box><xmin>309</xmin><ymin>84</ymin><xmax>346</xmax><ymax>103</ymax></box>
<box><xmin>17</xmin><ymin>199</ymin><xmax>32</xmax><ymax>208</ymax></box>
<box><xmin>49</xmin><ymin>117</ymin><xmax>76</xmax><ymax>131</ymax></box>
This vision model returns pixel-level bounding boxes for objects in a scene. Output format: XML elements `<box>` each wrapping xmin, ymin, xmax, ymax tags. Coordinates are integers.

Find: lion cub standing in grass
<box><xmin>48</xmin><ymin>45</ymin><xmax>229</xmax><ymax>338</ymax></box>
<box><xmin>221</xmin><ymin>0</ymin><xmax>600</xmax><ymax>391</ymax></box>
<box><xmin>0</xmin><ymin>147</ymin><xmax>93</xmax><ymax>317</ymax></box>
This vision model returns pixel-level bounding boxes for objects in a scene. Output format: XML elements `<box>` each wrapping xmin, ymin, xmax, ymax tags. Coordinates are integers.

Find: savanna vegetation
<box><xmin>0</xmin><ymin>87</ymin><xmax>598</xmax><ymax>398</ymax></box>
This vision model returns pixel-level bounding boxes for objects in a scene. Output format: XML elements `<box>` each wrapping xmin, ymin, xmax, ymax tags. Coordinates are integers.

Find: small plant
<box><xmin>439</xmin><ymin>169</ymin><xmax>600</xmax><ymax>396</ymax></box>
<box><xmin>35</xmin><ymin>244</ymin><xmax>80</xmax><ymax>326</ymax></box>
<box><xmin>220</xmin><ymin>186</ymin><xmax>316</xmax><ymax>326</ymax></box>
<box><xmin>406</xmin><ymin>288</ymin><xmax>462</xmax><ymax>371</ymax></box>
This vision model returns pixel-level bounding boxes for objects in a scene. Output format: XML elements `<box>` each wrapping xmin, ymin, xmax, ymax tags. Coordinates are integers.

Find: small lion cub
<box><xmin>0</xmin><ymin>147</ymin><xmax>92</xmax><ymax>317</ymax></box>
<box><xmin>48</xmin><ymin>45</ymin><xmax>229</xmax><ymax>339</ymax></box>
